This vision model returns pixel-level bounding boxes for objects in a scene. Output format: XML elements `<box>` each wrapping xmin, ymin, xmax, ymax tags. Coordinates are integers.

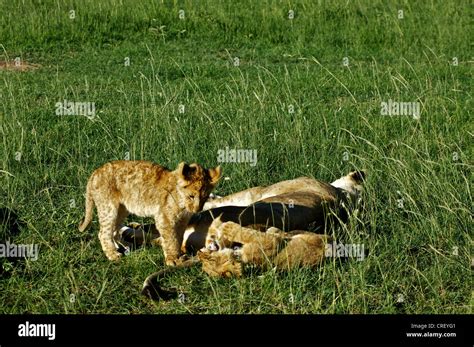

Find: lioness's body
<box><xmin>140</xmin><ymin>171</ymin><xmax>363</xmax><ymax>253</ymax></box>
<box><xmin>182</xmin><ymin>190</ymin><xmax>343</xmax><ymax>254</ymax></box>
<box><xmin>202</xmin><ymin>177</ymin><xmax>338</xmax><ymax>210</ymax></box>
<box><xmin>181</xmin><ymin>171</ymin><xmax>364</xmax><ymax>252</ymax></box>
<box><xmin>141</xmin><ymin>171</ymin><xmax>365</xmax><ymax>300</ymax></box>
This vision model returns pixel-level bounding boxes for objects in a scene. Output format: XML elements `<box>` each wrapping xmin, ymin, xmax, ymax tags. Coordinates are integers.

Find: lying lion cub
<box><xmin>200</xmin><ymin>217</ymin><xmax>332</xmax><ymax>275</ymax></box>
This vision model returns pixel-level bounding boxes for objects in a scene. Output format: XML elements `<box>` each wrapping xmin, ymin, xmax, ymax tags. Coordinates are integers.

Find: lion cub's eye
<box><xmin>189</xmin><ymin>195</ymin><xmax>195</xmax><ymax>199</ymax></box>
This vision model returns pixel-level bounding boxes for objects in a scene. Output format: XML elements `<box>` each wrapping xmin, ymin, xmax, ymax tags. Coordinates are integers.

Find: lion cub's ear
<box><xmin>176</xmin><ymin>162</ymin><xmax>198</xmax><ymax>183</ymax></box>
<box><xmin>208</xmin><ymin>166</ymin><xmax>222</xmax><ymax>184</ymax></box>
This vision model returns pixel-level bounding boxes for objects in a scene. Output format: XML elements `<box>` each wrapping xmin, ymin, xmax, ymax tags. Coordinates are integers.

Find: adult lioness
<box><xmin>180</xmin><ymin>170</ymin><xmax>365</xmax><ymax>253</ymax></box>
<box><xmin>140</xmin><ymin>170</ymin><xmax>366</xmax><ymax>300</ymax></box>
<box><xmin>126</xmin><ymin>170</ymin><xmax>364</xmax><ymax>253</ymax></box>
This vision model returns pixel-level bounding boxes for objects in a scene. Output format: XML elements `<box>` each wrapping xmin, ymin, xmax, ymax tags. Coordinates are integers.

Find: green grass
<box><xmin>0</xmin><ymin>0</ymin><xmax>471</xmax><ymax>314</ymax></box>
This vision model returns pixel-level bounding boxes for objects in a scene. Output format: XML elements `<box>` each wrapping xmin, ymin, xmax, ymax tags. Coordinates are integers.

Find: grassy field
<box><xmin>0</xmin><ymin>0</ymin><xmax>471</xmax><ymax>314</ymax></box>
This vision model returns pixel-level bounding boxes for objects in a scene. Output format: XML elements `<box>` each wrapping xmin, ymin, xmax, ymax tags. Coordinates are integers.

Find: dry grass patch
<box><xmin>0</xmin><ymin>60</ymin><xmax>40</xmax><ymax>71</ymax></box>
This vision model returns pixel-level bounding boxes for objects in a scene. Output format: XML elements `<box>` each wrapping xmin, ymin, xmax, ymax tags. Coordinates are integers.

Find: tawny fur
<box><xmin>140</xmin><ymin>171</ymin><xmax>365</xmax><ymax>299</ymax></box>
<box><xmin>197</xmin><ymin>248</ymin><xmax>242</xmax><ymax>277</ymax></box>
<box><xmin>131</xmin><ymin>171</ymin><xmax>365</xmax><ymax>254</ymax></box>
<box><xmin>202</xmin><ymin>218</ymin><xmax>331</xmax><ymax>276</ymax></box>
<box><xmin>182</xmin><ymin>171</ymin><xmax>365</xmax><ymax>253</ymax></box>
<box><xmin>203</xmin><ymin>171</ymin><xmax>365</xmax><ymax>210</ymax></box>
<box><xmin>78</xmin><ymin>160</ymin><xmax>221</xmax><ymax>264</ymax></box>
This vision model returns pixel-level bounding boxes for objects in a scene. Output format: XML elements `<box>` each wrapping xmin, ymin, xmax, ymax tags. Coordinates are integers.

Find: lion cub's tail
<box><xmin>78</xmin><ymin>178</ymin><xmax>94</xmax><ymax>232</ymax></box>
<box><xmin>141</xmin><ymin>257</ymin><xmax>200</xmax><ymax>301</ymax></box>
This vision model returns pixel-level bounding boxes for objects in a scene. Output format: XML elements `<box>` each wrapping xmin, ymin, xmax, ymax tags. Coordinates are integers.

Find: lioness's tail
<box><xmin>141</xmin><ymin>257</ymin><xmax>200</xmax><ymax>301</ymax></box>
<box><xmin>78</xmin><ymin>178</ymin><xmax>94</xmax><ymax>232</ymax></box>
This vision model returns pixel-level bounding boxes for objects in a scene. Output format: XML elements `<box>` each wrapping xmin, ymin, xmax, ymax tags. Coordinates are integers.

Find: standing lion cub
<box><xmin>78</xmin><ymin>160</ymin><xmax>221</xmax><ymax>265</ymax></box>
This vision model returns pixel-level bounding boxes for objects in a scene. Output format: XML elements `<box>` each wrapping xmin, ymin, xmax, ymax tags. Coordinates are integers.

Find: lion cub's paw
<box><xmin>165</xmin><ymin>254</ymin><xmax>188</xmax><ymax>266</ymax></box>
<box><xmin>165</xmin><ymin>259</ymin><xmax>178</xmax><ymax>266</ymax></box>
<box><xmin>150</xmin><ymin>237</ymin><xmax>163</xmax><ymax>247</ymax></box>
<box><xmin>198</xmin><ymin>248</ymin><xmax>242</xmax><ymax>278</ymax></box>
<box><xmin>105</xmin><ymin>250</ymin><xmax>123</xmax><ymax>261</ymax></box>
